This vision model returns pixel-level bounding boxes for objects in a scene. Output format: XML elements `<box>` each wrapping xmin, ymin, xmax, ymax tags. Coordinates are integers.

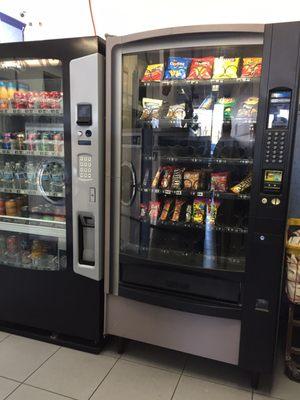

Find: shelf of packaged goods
<box><xmin>0</xmin><ymin>218</ymin><xmax>65</xmax><ymax>239</ymax></box>
<box><xmin>140</xmin><ymin>187</ymin><xmax>250</xmax><ymax>200</ymax></box>
<box><xmin>0</xmin><ymin>187</ymin><xmax>65</xmax><ymax>198</ymax></box>
<box><xmin>144</xmin><ymin>154</ymin><xmax>253</xmax><ymax>165</ymax></box>
<box><xmin>0</xmin><ymin>109</ymin><xmax>63</xmax><ymax>117</ymax></box>
<box><xmin>140</xmin><ymin>77</ymin><xmax>260</xmax><ymax>87</ymax></box>
<box><xmin>0</xmin><ymin>146</ymin><xmax>64</xmax><ymax>158</ymax></box>
<box><xmin>135</xmin><ymin>217</ymin><xmax>248</xmax><ymax>234</ymax></box>
<box><xmin>121</xmin><ymin>245</ymin><xmax>245</xmax><ymax>272</ymax></box>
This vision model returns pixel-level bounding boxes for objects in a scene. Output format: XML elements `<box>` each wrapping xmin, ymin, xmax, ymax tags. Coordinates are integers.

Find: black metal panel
<box><xmin>240</xmin><ymin>22</ymin><xmax>300</xmax><ymax>373</ymax></box>
<box><xmin>0</xmin><ymin>37</ymin><xmax>105</xmax><ymax>344</ymax></box>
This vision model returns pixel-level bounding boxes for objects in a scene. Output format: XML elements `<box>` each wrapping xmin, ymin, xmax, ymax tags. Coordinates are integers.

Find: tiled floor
<box><xmin>0</xmin><ymin>332</ymin><xmax>298</xmax><ymax>400</ymax></box>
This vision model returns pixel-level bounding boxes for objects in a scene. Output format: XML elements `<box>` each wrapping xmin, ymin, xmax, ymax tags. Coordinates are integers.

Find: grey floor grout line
<box><xmin>0</xmin><ymin>375</ymin><xmax>22</xmax><ymax>385</ymax></box>
<box><xmin>87</xmin><ymin>357</ymin><xmax>120</xmax><ymax>400</ymax></box>
<box><xmin>169</xmin><ymin>356</ymin><xmax>188</xmax><ymax>400</ymax></box>
<box><xmin>22</xmin><ymin>345</ymin><xmax>62</xmax><ymax>383</ymax></box>
<box><xmin>3</xmin><ymin>381</ymin><xmax>23</xmax><ymax>400</ymax></box>
<box><xmin>23</xmin><ymin>382</ymin><xmax>78</xmax><ymax>400</ymax></box>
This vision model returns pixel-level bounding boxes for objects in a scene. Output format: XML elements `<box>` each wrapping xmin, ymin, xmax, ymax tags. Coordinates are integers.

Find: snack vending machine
<box><xmin>105</xmin><ymin>22</ymin><xmax>300</xmax><ymax>380</ymax></box>
<box><xmin>0</xmin><ymin>37</ymin><xmax>105</xmax><ymax>352</ymax></box>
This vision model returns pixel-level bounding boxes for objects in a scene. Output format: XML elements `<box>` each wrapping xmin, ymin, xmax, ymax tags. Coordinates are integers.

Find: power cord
<box><xmin>88</xmin><ymin>0</ymin><xmax>97</xmax><ymax>36</ymax></box>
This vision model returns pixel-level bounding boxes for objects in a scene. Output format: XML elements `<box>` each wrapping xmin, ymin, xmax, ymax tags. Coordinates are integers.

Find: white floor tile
<box><xmin>173</xmin><ymin>375</ymin><xmax>252</xmax><ymax>400</ymax></box>
<box><xmin>253</xmin><ymin>394</ymin><xmax>280</xmax><ymax>400</ymax></box>
<box><xmin>256</xmin><ymin>351</ymin><xmax>300</xmax><ymax>400</ymax></box>
<box><xmin>26</xmin><ymin>347</ymin><xmax>116</xmax><ymax>400</ymax></box>
<box><xmin>0</xmin><ymin>332</ymin><xmax>9</xmax><ymax>342</ymax></box>
<box><xmin>0</xmin><ymin>335</ymin><xmax>58</xmax><ymax>381</ymax></box>
<box><xmin>0</xmin><ymin>377</ymin><xmax>19</xmax><ymax>400</ymax></box>
<box><xmin>7</xmin><ymin>385</ymin><xmax>73</xmax><ymax>400</ymax></box>
<box><xmin>121</xmin><ymin>340</ymin><xmax>186</xmax><ymax>372</ymax></box>
<box><xmin>183</xmin><ymin>355</ymin><xmax>251</xmax><ymax>390</ymax></box>
<box><xmin>90</xmin><ymin>359</ymin><xmax>180</xmax><ymax>400</ymax></box>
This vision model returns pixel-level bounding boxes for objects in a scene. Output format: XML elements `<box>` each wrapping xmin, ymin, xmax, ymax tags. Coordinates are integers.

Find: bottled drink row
<box><xmin>1</xmin><ymin>131</ymin><xmax>64</xmax><ymax>154</ymax></box>
<box><xmin>0</xmin><ymin>161</ymin><xmax>65</xmax><ymax>194</ymax></box>
<box><xmin>0</xmin><ymin>195</ymin><xmax>65</xmax><ymax>222</ymax></box>
<box><xmin>0</xmin><ymin>82</ymin><xmax>63</xmax><ymax>110</ymax></box>
<box><xmin>0</xmin><ymin>233</ymin><xmax>64</xmax><ymax>270</ymax></box>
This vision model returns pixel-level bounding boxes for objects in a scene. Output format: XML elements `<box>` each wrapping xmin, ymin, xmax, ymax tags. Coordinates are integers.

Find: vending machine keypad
<box><xmin>264</xmin><ymin>130</ymin><xmax>287</xmax><ymax>165</ymax></box>
<box><xmin>78</xmin><ymin>154</ymin><xmax>92</xmax><ymax>180</ymax></box>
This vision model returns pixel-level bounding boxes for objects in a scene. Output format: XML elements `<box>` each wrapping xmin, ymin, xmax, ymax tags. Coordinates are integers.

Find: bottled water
<box><xmin>50</xmin><ymin>163</ymin><xmax>64</xmax><ymax>194</ymax></box>
<box><xmin>26</xmin><ymin>162</ymin><xmax>37</xmax><ymax>191</ymax></box>
<box><xmin>3</xmin><ymin>162</ymin><xmax>14</xmax><ymax>190</ymax></box>
<box><xmin>14</xmin><ymin>162</ymin><xmax>26</xmax><ymax>190</ymax></box>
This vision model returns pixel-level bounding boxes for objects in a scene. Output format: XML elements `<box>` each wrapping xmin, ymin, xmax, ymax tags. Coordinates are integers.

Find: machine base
<box><xmin>0</xmin><ymin>320</ymin><xmax>105</xmax><ymax>354</ymax></box>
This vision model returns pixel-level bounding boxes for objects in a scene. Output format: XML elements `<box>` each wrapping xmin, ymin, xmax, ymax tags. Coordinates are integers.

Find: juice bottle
<box><xmin>6</xmin><ymin>82</ymin><xmax>16</xmax><ymax>100</ymax></box>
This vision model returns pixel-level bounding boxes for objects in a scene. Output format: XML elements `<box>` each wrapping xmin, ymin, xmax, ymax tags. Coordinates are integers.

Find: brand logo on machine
<box><xmin>165</xmin><ymin>280</ymin><xmax>189</xmax><ymax>290</ymax></box>
<box><xmin>170</xmin><ymin>61</ymin><xmax>184</xmax><ymax>68</ymax></box>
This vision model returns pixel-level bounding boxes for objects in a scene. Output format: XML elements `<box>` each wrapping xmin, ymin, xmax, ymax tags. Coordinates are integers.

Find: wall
<box><xmin>0</xmin><ymin>0</ymin><xmax>300</xmax><ymax>41</ymax></box>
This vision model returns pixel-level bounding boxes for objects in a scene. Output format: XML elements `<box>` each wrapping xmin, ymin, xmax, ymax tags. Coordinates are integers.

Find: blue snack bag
<box><xmin>164</xmin><ymin>57</ymin><xmax>191</xmax><ymax>80</ymax></box>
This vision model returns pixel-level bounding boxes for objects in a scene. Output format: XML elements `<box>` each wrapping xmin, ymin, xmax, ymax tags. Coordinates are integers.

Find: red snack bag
<box><xmin>142</xmin><ymin>64</ymin><xmax>164</xmax><ymax>82</ymax></box>
<box><xmin>187</xmin><ymin>57</ymin><xmax>214</xmax><ymax>80</ymax></box>
<box><xmin>241</xmin><ymin>58</ymin><xmax>262</xmax><ymax>78</ymax></box>
<box><xmin>149</xmin><ymin>201</ymin><xmax>161</xmax><ymax>224</ymax></box>
<box><xmin>210</xmin><ymin>172</ymin><xmax>229</xmax><ymax>192</ymax></box>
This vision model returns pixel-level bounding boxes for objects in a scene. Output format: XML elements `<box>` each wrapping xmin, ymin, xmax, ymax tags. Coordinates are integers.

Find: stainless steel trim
<box><xmin>70</xmin><ymin>53</ymin><xmax>105</xmax><ymax>281</ymax></box>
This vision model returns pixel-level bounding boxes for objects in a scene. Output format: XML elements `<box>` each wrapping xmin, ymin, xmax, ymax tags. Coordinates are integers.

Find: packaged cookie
<box><xmin>171</xmin><ymin>168</ymin><xmax>184</xmax><ymax>190</ymax></box>
<box><xmin>185</xmin><ymin>204</ymin><xmax>192</xmax><ymax>223</ymax></box>
<box><xmin>206</xmin><ymin>200</ymin><xmax>220</xmax><ymax>225</ymax></box>
<box><xmin>140</xmin><ymin>98</ymin><xmax>162</xmax><ymax>120</ymax></box>
<box><xmin>183</xmin><ymin>170</ymin><xmax>201</xmax><ymax>190</ymax></box>
<box><xmin>142</xmin><ymin>63</ymin><xmax>164</xmax><ymax>82</ymax></box>
<box><xmin>210</xmin><ymin>172</ymin><xmax>229</xmax><ymax>192</ymax></box>
<box><xmin>230</xmin><ymin>173</ymin><xmax>252</xmax><ymax>194</ymax></box>
<box><xmin>152</xmin><ymin>167</ymin><xmax>163</xmax><ymax>188</ymax></box>
<box><xmin>236</xmin><ymin>97</ymin><xmax>259</xmax><ymax>119</ymax></box>
<box><xmin>166</xmin><ymin>103</ymin><xmax>186</xmax><ymax>121</ymax></box>
<box><xmin>160</xmin><ymin>166</ymin><xmax>174</xmax><ymax>189</ymax></box>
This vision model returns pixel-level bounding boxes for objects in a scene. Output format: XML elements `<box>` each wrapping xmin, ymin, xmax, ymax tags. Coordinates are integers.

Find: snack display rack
<box><xmin>285</xmin><ymin>218</ymin><xmax>300</xmax><ymax>382</ymax></box>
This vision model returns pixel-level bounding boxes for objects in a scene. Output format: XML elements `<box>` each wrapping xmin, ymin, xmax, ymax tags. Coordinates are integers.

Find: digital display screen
<box><xmin>267</xmin><ymin>90</ymin><xmax>292</xmax><ymax>129</ymax></box>
<box><xmin>264</xmin><ymin>170</ymin><xmax>283</xmax><ymax>183</ymax></box>
<box><xmin>77</xmin><ymin>103</ymin><xmax>92</xmax><ymax>125</ymax></box>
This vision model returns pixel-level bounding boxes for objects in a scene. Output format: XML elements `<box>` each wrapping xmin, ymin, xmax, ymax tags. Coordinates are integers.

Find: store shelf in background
<box><xmin>144</xmin><ymin>154</ymin><xmax>254</xmax><ymax>165</ymax></box>
<box><xmin>0</xmin><ymin>109</ymin><xmax>63</xmax><ymax>117</ymax></box>
<box><xmin>0</xmin><ymin>218</ymin><xmax>65</xmax><ymax>239</ymax></box>
<box><xmin>140</xmin><ymin>187</ymin><xmax>250</xmax><ymax>200</ymax></box>
<box><xmin>140</xmin><ymin>77</ymin><xmax>260</xmax><ymax>87</ymax></box>
<box><xmin>0</xmin><ymin>146</ymin><xmax>64</xmax><ymax>158</ymax></box>
<box><xmin>0</xmin><ymin>187</ymin><xmax>65</xmax><ymax>198</ymax></box>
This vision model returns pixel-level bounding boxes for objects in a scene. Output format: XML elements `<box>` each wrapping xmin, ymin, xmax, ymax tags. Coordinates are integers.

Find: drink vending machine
<box><xmin>0</xmin><ymin>36</ymin><xmax>105</xmax><ymax>352</ymax></box>
<box><xmin>104</xmin><ymin>22</ymin><xmax>300</xmax><ymax>381</ymax></box>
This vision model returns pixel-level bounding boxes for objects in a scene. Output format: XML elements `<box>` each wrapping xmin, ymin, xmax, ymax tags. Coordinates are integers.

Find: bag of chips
<box><xmin>193</xmin><ymin>198</ymin><xmax>206</xmax><ymax>224</ymax></box>
<box><xmin>171</xmin><ymin>168</ymin><xmax>184</xmax><ymax>190</ymax></box>
<box><xmin>164</xmin><ymin>57</ymin><xmax>191</xmax><ymax>80</ymax></box>
<box><xmin>206</xmin><ymin>200</ymin><xmax>220</xmax><ymax>225</ymax></box>
<box><xmin>230</xmin><ymin>173</ymin><xmax>252</xmax><ymax>194</ymax></box>
<box><xmin>184</xmin><ymin>171</ymin><xmax>201</xmax><ymax>190</ymax></box>
<box><xmin>160</xmin><ymin>166</ymin><xmax>174</xmax><ymax>189</ymax></box>
<box><xmin>142</xmin><ymin>64</ymin><xmax>164</xmax><ymax>82</ymax></box>
<box><xmin>160</xmin><ymin>199</ymin><xmax>172</xmax><ymax>221</ymax></box>
<box><xmin>171</xmin><ymin>199</ymin><xmax>185</xmax><ymax>222</ymax></box>
<box><xmin>187</xmin><ymin>57</ymin><xmax>214</xmax><ymax>80</ymax></box>
<box><xmin>210</xmin><ymin>172</ymin><xmax>229</xmax><ymax>192</ymax></box>
<box><xmin>241</xmin><ymin>58</ymin><xmax>262</xmax><ymax>78</ymax></box>
<box><xmin>213</xmin><ymin>57</ymin><xmax>239</xmax><ymax>79</ymax></box>
<box><xmin>236</xmin><ymin>97</ymin><xmax>259</xmax><ymax>119</ymax></box>
<box><xmin>217</xmin><ymin>97</ymin><xmax>236</xmax><ymax>120</ymax></box>
<box><xmin>140</xmin><ymin>98</ymin><xmax>162</xmax><ymax>120</ymax></box>
<box><xmin>166</xmin><ymin>103</ymin><xmax>186</xmax><ymax>122</ymax></box>
<box><xmin>149</xmin><ymin>201</ymin><xmax>161</xmax><ymax>224</ymax></box>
